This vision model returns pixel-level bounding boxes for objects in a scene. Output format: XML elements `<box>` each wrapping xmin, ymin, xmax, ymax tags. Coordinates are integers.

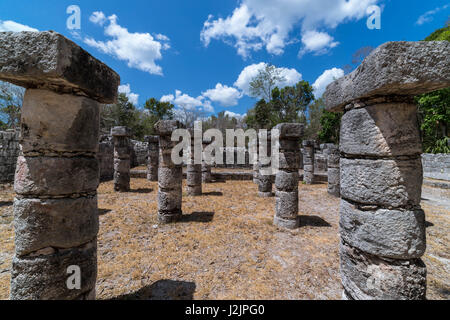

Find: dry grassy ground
<box><xmin>0</xmin><ymin>178</ymin><xmax>448</xmax><ymax>300</ymax></box>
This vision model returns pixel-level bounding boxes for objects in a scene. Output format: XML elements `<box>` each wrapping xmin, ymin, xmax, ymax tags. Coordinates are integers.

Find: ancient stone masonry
<box><xmin>422</xmin><ymin>153</ymin><xmax>450</xmax><ymax>181</ymax></box>
<box><xmin>112</xmin><ymin>127</ymin><xmax>131</xmax><ymax>192</ymax></box>
<box><xmin>250</xmin><ymin>136</ymin><xmax>259</xmax><ymax>184</ymax></box>
<box><xmin>323</xmin><ymin>41</ymin><xmax>450</xmax><ymax>300</ymax></box>
<box><xmin>0</xmin><ymin>31</ymin><xmax>120</xmax><ymax>300</ymax></box>
<box><xmin>257</xmin><ymin>131</ymin><xmax>273</xmax><ymax>197</ymax></box>
<box><xmin>302</xmin><ymin>140</ymin><xmax>315</xmax><ymax>184</ymax></box>
<box><xmin>0</xmin><ymin>129</ymin><xmax>20</xmax><ymax>183</ymax></box>
<box><xmin>186</xmin><ymin>128</ymin><xmax>202</xmax><ymax>196</ymax></box>
<box><xmin>155</xmin><ymin>120</ymin><xmax>184</xmax><ymax>223</ymax></box>
<box><xmin>202</xmin><ymin>137</ymin><xmax>212</xmax><ymax>183</ymax></box>
<box><xmin>273</xmin><ymin>123</ymin><xmax>303</xmax><ymax>229</ymax></box>
<box><xmin>145</xmin><ymin>136</ymin><xmax>159</xmax><ymax>181</ymax></box>
<box><xmin>130</xmin><ymin>139</ymin><xmax>148</xmax><ymax>167</ymax></box>
<box><xmin>98</xmin><ymin>135</ymin><xmax>114</xmax><ymax>181</ymax></box>
<box><xmin>327</xmin><ymin>145</ymin><xmax>340</xmax><ymax>197</ymax></box>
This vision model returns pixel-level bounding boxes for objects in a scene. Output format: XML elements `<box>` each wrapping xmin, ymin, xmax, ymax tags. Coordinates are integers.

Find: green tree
<box><xmin>271</xmin><ymin>81</ymin><xmax>314</xmax><ymax>124</ymax></box>
<box><xmin>143</xmin><ymin>97</ymin><xmax>174</xmax><ymax>134</ymax></box>
<box><xmin>318</xmin><ymin>110</ymin><xmax>342</xmax><ymax>144</ymax></box>
<box><xmin>249</xmin><ymin>64</ymin><xmax>286</xmax><ymax>102</ymax></box>
<box><xmin>304</xmin><ymin>98</ymin><xmax>325</xmax><ymax>140</ymax></box>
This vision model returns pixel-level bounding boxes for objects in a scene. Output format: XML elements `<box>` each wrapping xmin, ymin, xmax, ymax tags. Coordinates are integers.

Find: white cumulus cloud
<box><xmin>224</xmin><ymin>111</ymin><xmax>246</xmax><ymax>119</ymax></box>
<box><xmin>0</xmin><ymin>20</ymin><xmax>38</xmax><ymax>32</ymax></box>
<box><xmin>299</xmin><ymin>30</ymin><xmax>339</xmax><ymax>57</ymax></box>
<box><xmin>84</xmin><ymin>12</ymin><xmax>170</xmax><ymax>76</ymax></box>
<box><xmin>202</xmin><ymin>83</ymin><xmax>243</xmax><ymax>107</ymax></box>
<box><xmin>312</xmin><ymin>67</ymin><xmax>344</xmax><ymax>98</ymax></box>
<box><xmin>234</xmin><ymin>63</ymin><xmax>302</xmax><ymax>96</ymax></box>
<box><xmin>416</xmin><ymin>4</ymin><xmax>450</xmax><ymax>25</ymax></box>
<box><xmin>161</xmin><ymin>90</ymin><xmax>214</xmax><ymax>113</ymax></box>
<box><xmin>118</xmin><ymin>84</ymin><xmax>139</xmax><ymax>105</ymax></box>
<box><xmin>201</xmin><ymin>0</ymin><xmax>379</xmax><ymax>58</ymax></box>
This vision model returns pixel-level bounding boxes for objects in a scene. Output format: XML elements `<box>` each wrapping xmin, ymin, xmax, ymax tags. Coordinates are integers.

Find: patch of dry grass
<box><xmin>0</xmin><ymin>179</ymin><xmax>448</xmax><ymax>300</ymax></box>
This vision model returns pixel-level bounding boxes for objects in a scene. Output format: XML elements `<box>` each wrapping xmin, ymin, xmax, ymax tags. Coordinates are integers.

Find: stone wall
<box><xmin>422</xmin><ymin>153</ymin><xmax>450</xmax><ymax>181</ymax></box>
<box><xmin>131</xmin><ymin>140</ymin><xmax>148</xmax><ymax>167</ymax></box>
<box><xmin>0</xmin><ymin>130</ymin><xmax>20</xmax><ymax>183</ymax></box>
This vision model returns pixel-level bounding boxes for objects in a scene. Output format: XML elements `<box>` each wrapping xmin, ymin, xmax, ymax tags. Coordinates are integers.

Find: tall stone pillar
<box><xmin>155</xmin><ymin>120</ymin><xmax>184</xmax><ymax>223</ymax></box>
<box><xmin>145</xmin><ymin>135</ymin><xmax>159</xmax><ymax>181</ymax></box>
<box><xmin>273</xmin><ymin>123</ymin><xmax>303</xmax><ymax>229</ymax></box>
<box><xmin>302</xmin><ymin>140</ymin><xmax>315</xmax><ymax>184</ymax></box>
<box><xmin>257</xmin><ymin>131</ymin><xmax>273</xmax><ymax>197</ymax></box>
<box><xmin>186</xmin><ymin>129</ymin><xmax>202</xmax><ymax>196</ymax></box>
<box><xmin>0</xmin><ymin>31</ymin><xmax>119</xmax><ymax>299</ymax></box>
<box><xmin>202</xmin><ymin>137</ymin><xmax>212</xmax><ymax>183</ymax></box>
<box><xmin>323</xmin><ymin>41</ymin><xmax>450</xmax><ymax>300</ymax></box>
<box><xmin>112</xmin><ymin>127</ymin><xmax>131</xmax><ymax>192</ymax></box>
<box><xmin>251</xmin><ymin>135</ymin><xmax>259</xmax><ymax>184</ymax></box>
<box><xmin>327</xmin><ymin>145</ymin><xmax>340</xmax><ymax>197</ymax></box>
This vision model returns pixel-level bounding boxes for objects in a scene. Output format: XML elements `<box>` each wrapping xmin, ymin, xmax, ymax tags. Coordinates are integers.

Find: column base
<box><xmin>186</xmin><ymin>185</ymin><xmax>202</xmax><ymax>196</ymax></box>
<box><xmin>258</xmin><ymin>191</ymin><xmax>274</xmax><ymax>198</ymax></box>
<box><xmin>273</xmin><ymin>216</ymin><xmax>299</xmax><ymax>229</ymax></box>
<box><xmin>158</xmin><ymin>211</ymin><xmax>183</xmax><ymax>224</ymax></box>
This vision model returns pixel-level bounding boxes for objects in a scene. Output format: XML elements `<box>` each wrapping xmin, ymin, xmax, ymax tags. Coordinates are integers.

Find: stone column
<box><xmin>186</xmin><ymin>129</ymin><xmax>202</xmax><ymax>196</ymax></box>
<box><xmin>323</xmin><ymin>41</ymin><xmax>450</xmax><ymax>300</ymax></box>
<box><xmin>250</xmin><ymin>136</ymin><xmax>259</xmax><ymax>184</ymax></box>
<box><xmin>155</xmin><ymin>120</ymin><xmax>184</xmax><ymax>223</ymax></box>
<box><xmin>0</xmin><ymin>31</ymin><xmax>120</xmax><ymax>299</ymax></box>
<box><xmin>327</xmin><ymin>145</ymin><xmax>340</xmax><ymax>197</ymax></box>
<box><xmin>302</xmin><ymin>140</ymin><xmax>315</xmax><ymax>184</ymax></box>
<box><xmin>145</xmin><ymin>135</ymin><xmax>159</xmax><ymax>181</ymax></box>
<box><xmin>202</xmin><ymin>137</ymin><xmax>212</xmax><ymax>183</ymax></box>
<box><xmin>257</xmin><ymin>131</ymin><xmax>273</xmax><ymax>197</ymax></box>
<box><xmin>112</xmin><ymin>127</ymin><xmax>131</xmax><ymax>192</ymax></box>
<box><xmin>273</xmin><ymin>123</ymin><xmax>303</xmax><ymax>229</ymax></box>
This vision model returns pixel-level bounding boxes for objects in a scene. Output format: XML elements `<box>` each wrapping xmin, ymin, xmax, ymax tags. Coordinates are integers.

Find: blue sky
<box><xmin>0</xmin><ymin>0</ymin><xmax>449</xmax><ymax>119</ymax></box>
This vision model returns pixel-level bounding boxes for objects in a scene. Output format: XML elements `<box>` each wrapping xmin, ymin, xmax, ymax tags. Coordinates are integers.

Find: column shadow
<box><xmin>299</xmin><ymin>215</ymin><xmax>331</xmax><ymax>227</ymax></box>
<box><xmin>180</xmin><ymin>212</ymin><xmax>215</xmax><ymax>223</ymax></box>
<box><xmin>110</xmin><ymin>279</ymin><xmax>196</xmax><ymax>300</ymax></box>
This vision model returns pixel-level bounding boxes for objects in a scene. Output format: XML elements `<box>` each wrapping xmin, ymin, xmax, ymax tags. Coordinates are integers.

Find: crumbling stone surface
<box><xmin>0</xmin><ymin>130</ymin><xmax>19</xmax><ymax>183</ymax></box>
<box><xmin>324</xmin><ymin>41</ymin><xmax>450</xmax><ymax>112</ymax></box>
<box><xmin>145</xmin><ymin>136</ymin><xmax>159</xmax><ymax>181</ymax></box>
<box><xmin>273</xmin><ymin>123</ymin><xmax>303</xmax><ymax>229</ymax></box>
<box><xmin>156</xmin><ymin>120</ymin><xmax>184</xmax><ymax>223</ymax></box>
<box><xmin>257</xmin><ymin>131</ymin><xmax>273</xmax><ymax>198</ymax></box>
<box><xmin>112</xmin><ymin>127</ymin><xmax>131</xmax><ymax>192</ymax></box>
<box><xmin>340</xmin><ymin>242</ymin><xmax>427</xmax><ymax>300</ymax></box>
<box><xmin>327</xmin><ymin>145</ymin><xmax>340</xmax><ymax>197</ymax></box>
<box><xmin>302</xmin><ymin>140</ymin><xmax>315</xmax><ymax>185</ymax></box>
<box><xmin>0</xmin><ymin>31</ymin><xmax>120</xmax><ymax>104</ymax></box>
<box><xmin>340</xmin><ymin>199</ymin><xmax>426</xmax><ymax>259</ymax></box>
<box><xmin>202</xmin><ymin>138</ymin><xmax>213</xmax><ymax>183</ymax></box>
<box><xmin>186</xmin><ymin>129</ymin><xmax>202</xmax><ymax>196</ymax></box>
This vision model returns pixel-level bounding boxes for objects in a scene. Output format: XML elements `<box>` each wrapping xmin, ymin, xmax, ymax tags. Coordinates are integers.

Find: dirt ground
<box><xmin>0</xmin><ymin>178</ymin><xmax>448</xmax><ymax>300</ymax></box>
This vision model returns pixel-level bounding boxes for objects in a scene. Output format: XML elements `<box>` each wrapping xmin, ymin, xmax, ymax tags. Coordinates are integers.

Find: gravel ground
<box><xmin>0</xmin><ymin>179</ymin><xmax>448</xmax><ymax>300</ymax></box>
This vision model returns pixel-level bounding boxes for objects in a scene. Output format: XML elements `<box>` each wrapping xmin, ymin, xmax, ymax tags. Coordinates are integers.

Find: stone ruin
<box><xmin>201</xmin><ymin>137</ymin><xmax>213</xmax><ymax>183</ymax></box>
<box><xmin>0</xmin><ymin>31</ymin><xmax>120</xmax><ymax>299</ymax></box>
<box><xmin>302</xmin><ymin>140</ymin><xmax>315</xmax><ymax>184</ymax></box>
<box><xmin>256</xmin><ymin>131</ymin><xmax>273</xmax><ymax>198</ymax></box>
<box><xmin>1</xmin><ymin>31</ymin><xmax>449</xmax><ymax>301</ymax></box>
<box><xmin>186</xmin><ymin>128</ymin><xmax>203</xmax><ymax>196</ymax></box>
<box><xmin>145</xmin><ymin>135</ymin><xmax>159</xmax><ymax>181</ymax></box>
<box><xmin>0</xmin><ymin>129</ymin><xmax>19</xmax><ymax>183</ymax></box>
<box><xmin>324</xmin><ymin>41</ymin><xmax>450</xmax><ymax>300</ymax></box>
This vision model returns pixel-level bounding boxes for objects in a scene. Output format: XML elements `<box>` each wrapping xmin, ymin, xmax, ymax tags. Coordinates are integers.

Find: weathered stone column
<box><xmin>302</xmin><ymin>140</ymin><xmax>315</xmax><ymax>184</ymax></box>
<box><xmin>0</xmin><ymin>31</ymin><xmax>119</xmax><ymax>299</ymax></box>
<box><xmin>251</xmin><ymin>136</ymin><xmax>259</xmax><ymax>184</ymax></box>
<box><xmin>112</xmin><ymin>127</ymin><xmax>131</xmax><ymax>192</ymax></box>
<box><xmin>323</xmin><ymin>41</ymin><xmax>450</xmax><ymax>300</ymax></box>
<box><xmin>273</xmin><ymin>123</ymin><xmax>303</xmax><ymax>229</ymax></box>
<box><xmin>155</xmin><ymin>120</ymin><xmax>184</xmax><ymax>223</ymax></box>
<box><xmin>186</xmin><ymin>129</ymin><xmax>202</xmax><ymax>196</ymax></box>
<box><xmin>201</xmin><ymin>137</ymin><xmax>212</xmax><ymax>183</ymax></box>
<box><xmin>145</xmin><ymin>135</ymin><xmax>159</xmax><ymax>181</ymax></box>
<box><xmin>327</xmin><ymin>145</ymin><xmax>340</xmax><ymax>197</ymax></box>
<box><xmin>257</xmin><ymin>131</ymin><xmax>273</xmax><ymax>197</ymax></box>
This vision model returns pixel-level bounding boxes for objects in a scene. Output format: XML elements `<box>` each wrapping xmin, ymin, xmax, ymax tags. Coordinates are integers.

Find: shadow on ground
<box><xmin>110</xmin><ymin>279</ymin><xmax>196</xmax><ymax>300</ymax></box>
<box><xmin>202</xmin><ymin>191</ymin><xmax>223</xmax><ymax>196</ymax></box>
<box><xmin>130</xmin><ymin>188</ymin><xmax>153</xmax><ymax>194</ymax></box>
<box><xmin>299</xmin><ymin>215</ymin><xmax>331</xmax><ymax>227</ymax></box>
<box><xmin>0</xmin><ymin>201</ymin><xmax>12</xmax><ymax>208</ymax></box>
<box><xmin>180</xmin><ymin>212</ymin><xmax>215</xmax><ymax>223</ymax></box>
<box><xmin>98</xmin><ymin>209</ymin><xmax>112</xmax><ymax>216</ymax></box>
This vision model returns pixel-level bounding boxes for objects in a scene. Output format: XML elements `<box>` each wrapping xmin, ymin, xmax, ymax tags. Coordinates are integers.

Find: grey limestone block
<box><xmin>13</xmin><ymin>196</ymin><xmax>99</xmax><ymax>257</ymax></box>
<box><xmin>14</xmin><ymin>156</ymin><xmax>99</xmax><ymax>196</ymax></box>
<box><xmin>324</xmin><ymin>41</ymin><xmax>450</xmax><ymax>112</ymax></box>
<box><xmin>10</xmin><ymin>240</ymin><xmax>97</xmax><ymax>300</ymax></box>
<box><xmin>340</xmin><ymin>199</ymin><xmax>426</xmax><ymax>259</ymax></box>
<box><xmin>340</xmin><ymin>103</ymin><xmax>422</xmax><ymax>157</ymax></box>
<box><xmin>340</xmin><ymin>241</ymin><xmax>426</xmax><ymax>300</ymax></box>
<box><xmin>21</xmin><ymin>89</ymin><xmax>100</xmax><ymax>154</ymax></box>
<box><xmin>273</xmin><ymin>123</ymin><xmax>304</xmax><ymax>139</ymax></box>
<box><xmin>340</xmin><ymin>158</ymin><xmax>423</xmax><ymax>208</ymax></box>
<box><xmin>0</xmin><ymin>31</ymin><xmax>120</xmax><ymax>104</ymax></box>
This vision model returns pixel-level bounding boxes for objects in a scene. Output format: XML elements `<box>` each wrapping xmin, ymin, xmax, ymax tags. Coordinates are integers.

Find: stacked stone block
<box><xmin>155</xmin><ymin>120</ymin><xmax>184</xmax><ymax>223</ymax></box>
<box><xmin>186</xmin><ymin>129</ymin><xmax>202</xmax><ymax>196</ymax></box>
<box><xmin>0</xmin><ymin>31</ymin><xmax>120</xmax><ymax>299</ymax></box>
<box><xmin>327</xmin><ymin>145</ymin><xmax>340</xmax><ymax>197</ymax></box>
<box><xmin>202</xmin><ymin>137</ymin><xmax>212</xmax><ymax>183</ymax></box>
<box><xmin>112</xmin><ymin>127</ymin><xmax>131</xmax><ymax>192</ymax></box>
<box><xmin>250</xmin><ymin>136</ymin><xmax>259</xmax><ymax>184</ymax></box>
<box><xmin>145</xmin><ymin>136</ymin><xmax>159</xmax><ymax>181</ymax></box>
<box><xmin>324</xmin><ymin>41</ymin><xmax>450</xmax><ymax>300</ymax></box>
<box><xmin>273</xmin><ymin>123</ymin><xmax>303</xmax><ymax>229</ymax></box>
<box><xmin>257</xmin><ymin>131</ymin><xmax>273</xmax><ymax>197</ymax></box>
<box><xmin>302</xmin><ymin>140</ymin><xmax>315</xmax><ymax>184</ymax></box>
<box><xmin>0</xmin><ymin>130</ymin><xmax>20</xmax><ymax>183</ymax></box>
